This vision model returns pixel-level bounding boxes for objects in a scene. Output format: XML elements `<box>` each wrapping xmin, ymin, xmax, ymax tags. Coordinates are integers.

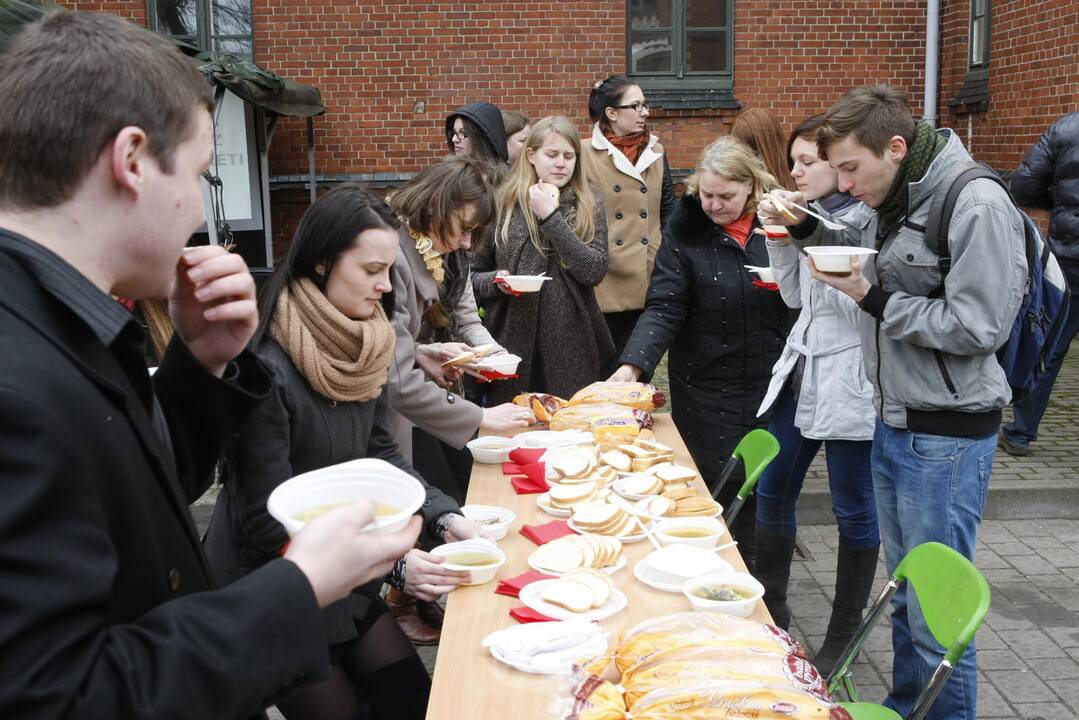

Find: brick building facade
<box><xmin>59</xmin><ymin>0</ymin><xmax>1079</xmax><ymax>261</ymax></box>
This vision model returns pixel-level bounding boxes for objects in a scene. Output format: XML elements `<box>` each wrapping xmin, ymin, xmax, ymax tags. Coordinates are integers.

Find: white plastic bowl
<box><xmin>475</xmin><ymin>353</ymin><xmax>522</xmax><ymax>375</ymax></box>
<box><xmin>466</xmin><ymin>436</ymin><xmax>519</xmax><ymax>463</ymax></box>
<box><xmin>267</xmin><ymin>458</ymin><xmax>425</xmax><ymax>537</ymax></box>
<box><xmin>503</xmin><ymin>275</ymin><xmax>552</xmax><ymax>292</ymax></box>
<box><xmin>653</xmin><ymin>517</ymin><xmax>726</xmax><ymax>549</ymax></box>
<box><xmin>460</xmin><ymin>504</ymin><xmax>516</xmax><ymax>541</ymax></box>
<box><xmin>643</xmin><ymin>544</ymin><xmax>731</xmax><ymax>584</ymax></box>
<box><xmin>683</xmin><ymin>572</ymin><xmax>765</xmax><ymax>617</ymax></box>
<box><xmin>430</xmin><ymin>539</ymin><xmax>507</xmax><ymax>585</ymax></box>
<box><xmin>804</xmin><ymin>246</ymin><xmax>878</xmax><ymax>273</ymax></box>
<box><xmin>745</xmin><ymin>265</ymin><xmax>776</xmax><ymax>284</ymax></box>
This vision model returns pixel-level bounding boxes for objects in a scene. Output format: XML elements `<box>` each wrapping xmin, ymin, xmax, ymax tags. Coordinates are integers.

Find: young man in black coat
<box><xmin>0</xmin><ymin>12</ymin><xmax>420</xmax><ymax>719</ymax></box>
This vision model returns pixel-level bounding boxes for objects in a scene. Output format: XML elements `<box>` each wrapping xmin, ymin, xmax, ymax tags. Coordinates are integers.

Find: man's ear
<box><xmin>110</xmin><ymin>126</ymin><xmax>150</xmax><ymax>196</ymax></box>
<box><xmin>887</xmin><ymin>135</ymin><xmax>909</xmax><ymax>164</ymax></box>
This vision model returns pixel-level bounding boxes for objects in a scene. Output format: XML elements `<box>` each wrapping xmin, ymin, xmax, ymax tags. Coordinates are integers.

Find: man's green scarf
<box><xmin>875</xmin><ymin>120</ymin><xmax>947</xmax><ymax>245</ymax></box>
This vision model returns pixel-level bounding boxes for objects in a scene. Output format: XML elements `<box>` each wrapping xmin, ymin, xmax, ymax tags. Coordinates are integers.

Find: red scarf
<box><xmin>724</xmin><ymin>212</ymin><xmax>756</xmax><ymax>248</ymax></box>
<box><xmin>603</xmin><ymin>127</ymin><xmax>649</xmax><ymax>166</ymax></box>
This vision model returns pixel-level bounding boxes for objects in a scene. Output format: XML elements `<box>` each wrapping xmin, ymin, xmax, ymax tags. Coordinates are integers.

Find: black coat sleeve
<box><xmin>618</xmin><ymin>230</ymin><xmax>693</xmax><ymax>379</ymax></box>
<box><xmin>153</xmin><ymin>337</ymin><xmax>272</xmax><ymax>504</ymax></box>
<box><xmin>1010</xmin><ymin>126</ymin><xmax>1056</xmax><ymax>211</ymax></box>
<box><xmin>0</xmin><ymin>388</ymin><xmax>328</xmax><ymax>720</ymax></box>
<box><xmin>660</xmin><ymin>155</ymin><xmax>676</xmax><ymax>231</ymax></box>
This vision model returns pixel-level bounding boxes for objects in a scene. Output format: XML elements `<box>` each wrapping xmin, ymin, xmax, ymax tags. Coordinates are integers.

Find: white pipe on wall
<box><xmin>924</xmin><ymin>0</ymin><xmax>941</xmax><ymax>127</ymax></box>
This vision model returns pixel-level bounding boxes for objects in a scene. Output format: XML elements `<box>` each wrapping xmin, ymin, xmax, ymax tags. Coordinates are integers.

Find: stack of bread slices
<box><xmin>529</xmin><ymin>533</ymin><xmax>624</xmax><ymax>574</ymax></box>
<box><xmin>547</xmin><ymin>481</ymin><xmax>610</xmax><ymax>509</ymax></box>
<box><xmin>540</xmin><ymin>569</ymin><xmax>617</xmax><ymax>613</ymax></box>
<box><xmin>571</xmin><ymin>502</ymin><xmax>642</xmax><ymax>538</ymax></box>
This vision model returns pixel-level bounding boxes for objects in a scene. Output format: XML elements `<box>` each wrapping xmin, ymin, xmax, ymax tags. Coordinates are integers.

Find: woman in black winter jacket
<box><xmin>446</xmin><ymin>102</ymin><xmax>508</xmax><ymax>183</ymax></box>
<box><xmin>611</xmin><ymin>136</ymin><xmax>788</xmax><ymax>560</ymax></box>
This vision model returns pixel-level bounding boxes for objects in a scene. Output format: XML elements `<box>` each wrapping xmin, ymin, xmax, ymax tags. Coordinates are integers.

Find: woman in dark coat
<box><xmin>611</xmin><ymin>136</ymin><xmax>788</xmax><ymax>563</ymax></box>
<box><xmin>204</xmin><ymin>185</ymin><xmax>483</xmax><ymax>720</ymax></box>
<box><xmin>471</xmin><ymin>115</ymin><xmax>614</xmax><ymax>404</ymax></box>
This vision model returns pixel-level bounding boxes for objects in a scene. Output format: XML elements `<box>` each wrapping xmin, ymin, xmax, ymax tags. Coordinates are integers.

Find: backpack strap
<box><xmin>925</xmin><ymin>163</ymin><xmax>1007</xmax><ymax>298</ymax></box>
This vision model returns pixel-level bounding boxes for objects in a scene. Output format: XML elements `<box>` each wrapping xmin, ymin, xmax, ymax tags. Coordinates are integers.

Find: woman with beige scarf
<box><xmin>204</xmin><ymin>185</ymin><xmax>481</xmax><ymax>720</ymax></box>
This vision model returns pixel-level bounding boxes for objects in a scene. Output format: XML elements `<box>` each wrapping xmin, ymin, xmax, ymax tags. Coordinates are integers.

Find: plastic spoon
<box><xmin>772</xmin><ymin>194</ymin><xmax>848</xmax><ymax>231</ymax></box>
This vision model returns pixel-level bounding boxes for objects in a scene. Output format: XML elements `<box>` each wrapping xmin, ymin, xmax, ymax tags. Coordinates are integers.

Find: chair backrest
<box><xmin>894</xmin><ymin>542</ymin><xmax>991</xmax><ymax>666</ymax></box>
<box><xmin>731</xmin><ymin>428</ymin><xmax>780</xmax><ymax>500</ymax></box>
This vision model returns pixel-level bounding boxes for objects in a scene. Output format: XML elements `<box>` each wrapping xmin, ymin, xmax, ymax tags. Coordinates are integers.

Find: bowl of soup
<box><xmin>267</xmin><ymin>458</ymin><xmax>426</xmax><ymax>537</ymax></box>
<box><xmin>682</xmin><ymin>572</ymin><xmax>765</xmax><ymax>617</ymax></box>
<box><xmin>460</xmin><ymin>504</ymin><xmax>516</xmax><ymax>541</ymax></box>
<box><xmin>430</xmin><ymin>539</ymin><xmax>507</xmax><ymax>585</ymax></box>
<box><xmin>466</xmin><ymin>436</ymin><xmax>519</xmax><ymax>464</ymax></box>
<box><xmin>653</xmin><ymin>517</ymin><xmax>726</xmax><ymax>549</ymax></box>
<box><xmin>804</xmin><ymin>246</ymin><xmax>878</xmax><ymax>275</ymax></box>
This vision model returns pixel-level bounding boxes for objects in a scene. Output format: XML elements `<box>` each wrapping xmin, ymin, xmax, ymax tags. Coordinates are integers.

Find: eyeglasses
<box><xmin>612</xmin><ymin>101</ymin><xmax>649</xmax><ymax>113</ymax></box>
<box><xmin>449</xmin><ymin>129</ymin><xmax>468</xmax><ymax>142</ymax></box>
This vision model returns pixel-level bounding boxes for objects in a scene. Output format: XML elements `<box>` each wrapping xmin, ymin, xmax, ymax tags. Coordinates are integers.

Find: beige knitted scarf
<box><xmin>270</xmin><ymin>277</ymin><xmax>395</xmax><ymax>403</ymax></box>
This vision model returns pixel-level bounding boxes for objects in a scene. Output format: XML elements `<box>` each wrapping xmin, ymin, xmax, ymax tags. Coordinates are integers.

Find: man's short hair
<box><xmin>816</xmin><ymin>84</ymin><xmax>916</xmax><ymax>160</ymax></box>
<box><xmin>0</xmin><ymin>12</ymin><xmax>213</xmax><ymax>210</ymax></box>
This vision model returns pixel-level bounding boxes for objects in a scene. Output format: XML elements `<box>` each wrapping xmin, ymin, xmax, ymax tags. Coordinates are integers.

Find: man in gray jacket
<box><xmin>760</xmin><ymin>85</ymin><xmax>1027</xmax><ymax>720</ymax></box>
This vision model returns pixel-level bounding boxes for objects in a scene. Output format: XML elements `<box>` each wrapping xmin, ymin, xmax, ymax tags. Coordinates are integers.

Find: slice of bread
<box><xmin>551</xmin><ymin>454</ymin><xmax>591</xmax><ymax>479</ymax></box>
<box><xmin>622</xmin><ymin>473</ymin><xmax>663</xmax><ymax>496</ymax></box>
<box><xmin>549</xmin><ymin>481</ymin><xmax>598</xmax><ymax>505</ymax></box>
<box><xmin>541</xmin><ymin>579</ymin><xmax>595</xmax><ymax>613</ymax></box>
<box><xmin>572</xmin><ymin>503</ymin><xmax>621</xmax><ymax>528</ymax></box>
<box><xmin>530</xmin><ymin>539</ymin><xmax>583</xmax><ymax>574</ymax></box>
<box><xmin>600</xmin><ymin>450</ymin><xmax>631</xmax><ymax>472</ymax></box>
<box><xmin>656</xmin><ymin>465</ymin><xmax>699</xmax><ymax>484</ymax></box>
<box><xmin>634</xmin><ymin>438</ymin><xmax>673</xmax><ymax>454</ymax></box>
<box><xmin>566</xmin><ymin>534</ymin><xmax>596</xmax><ymax>568</ymax></box>
<box><xmin>631</xmin><ymin>455</ymin><xmax>672</xmax><ymax>472</ymax></box>
<box><xmin>647</xmin><ymin>495</ymin><xmax>674</xmax><ymax>517</ymax></box>
<box><xmin>617</xmin><ymin>444</ymin><xmax>655</xmax><ymax>459</ymax></box>
<box><xmin>644</xmin><ymin>462</ymin><xmax>674</xmax><ymax>476</ymax></box>
<box><xmin>562</xmin><ymin>569</ymin><xmax>611</xmax><ymax>607</ymax></box>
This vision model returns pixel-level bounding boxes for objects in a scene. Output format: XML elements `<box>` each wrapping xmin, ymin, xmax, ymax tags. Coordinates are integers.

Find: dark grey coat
<box><xmin>471</xmin><ymin>187</ymin><xmax>615</xmax><ymax>404</ymax></box>
<box><xmin>204</xmin><ymin>337</ymin><xmax>460</xmax><ymax>645</ymax></box>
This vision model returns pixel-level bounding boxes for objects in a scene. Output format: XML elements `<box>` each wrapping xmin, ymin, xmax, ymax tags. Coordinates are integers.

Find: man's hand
<box><xmin>757</xmin><ymin>190</ymin><xmax>808</xmax><ymax>227</ymax></box>
<box><xmin>807</xmin><ymin>255</ymin><xmax>872</xmax><ymax>303</ymax></box>
<box><xmin>285</xmin><ymin>502</ymin><xmax>422</xmax><ymax>608</ymax></box>
<box><xmin>401</xmin><ymin>548</ymin><xmax>471</xmax><ymax>602</ymax></box>
<box><xmin>169</xmin><ymin>246</ymin><xmax>257</xmax><ymax>377</ymax></box>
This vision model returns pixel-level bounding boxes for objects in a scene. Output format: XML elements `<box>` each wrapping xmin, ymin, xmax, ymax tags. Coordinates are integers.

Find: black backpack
<box><xmin>922</xmin><ymin>163</ymin><xmax>1071</xmax><ymax>401</ymax></box>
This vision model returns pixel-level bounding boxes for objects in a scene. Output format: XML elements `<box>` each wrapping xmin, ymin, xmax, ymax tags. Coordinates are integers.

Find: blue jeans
<box><xmin>873</xmin><ymin>420</ymin><xmax>995</xmax><ymax>720</ymax></box>
<box><xmin>1002</xmin><ymin>291</ymin><xmax>1078</xmax><ymax>447</ymax></box>
<box><xmin>756</xmin><ymin>384</ymin><xmax>878</xmax><ymax>548</ymax></box>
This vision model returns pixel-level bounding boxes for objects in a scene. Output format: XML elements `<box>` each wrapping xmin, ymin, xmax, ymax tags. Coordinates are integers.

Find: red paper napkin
<box><xmin>509</xmin><ymin>447</ymin><xmax>545</xmax><ymax>465</ymax></box>
<box><xmin>495</xmin><ymin>570</ymin><xmax>555</xmax><ymax>598</ymax></box>
<box><xmin>493</xmin><ymin>276</ymin><xmax>523</xmax><ymax>297</ymax></box>
<box><xmin>516</xmin><ymin>461</ymin><xmax>547</xmax><ymax>484</ymax></box>
<box><xmin>502</xmin><ymin>462</ymin><xmax>523</xmax><ymax>475</ymax></box>
<box><xmin>511</xmin><ymin>475</ymin><xmax>548</xmax><ymax>494</ymax></box>
<box><xmin>520</xmin><ymin>519</ymin><xmax>577</xmax><ymax>545</ymax></box>
<box><xmin>752</xmin><ymin>279</ymin><xmax>780</xmax><ymax>291</ymax></box>
<box><xmin>510</xmin><ymin>606</ymin><xmax>558</xmax><ymax>623</ymax></box>
<box><xmin>479</xmin><ymin>370</ymin><xmax>519</xmax><ymax>381</ymax></box>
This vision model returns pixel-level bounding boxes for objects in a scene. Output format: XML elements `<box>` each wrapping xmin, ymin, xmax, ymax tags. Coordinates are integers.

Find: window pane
<box><xmin>214</xmin><ymin>37</ymin><xmax>254</xmax><ymax>59</ymax></box>
<box><xmin>629</xmin><ymin>31</ymin><xmax>673</xmax><ymax>73</ymax></box>
<box><xmin>629</xmin><ymin>0</ymin><xmax>673</xmax><ymax>29</ymax></box>
<box><xmin>970</xmin><ymin>18</ymin><xmax>984</xmax><ymax>65</ymax></box>
<box><xmin>212</xmin><ymin>0</ymin><xmax>252</xmax><ymax>37</ymax></box>
<box><xmin>686</xmin><ymin>31</ymin><xmax>727</xmax><ymax>72</ymax></box>
<box><xmin>686</xmin><ymin>0</ymin><xmax>726</xmax><ymax>28</ymax></box>
<box><xmin>155</xmin><ymin>0</ymin><xmax>197</xmax><ymax>37</ymax></box>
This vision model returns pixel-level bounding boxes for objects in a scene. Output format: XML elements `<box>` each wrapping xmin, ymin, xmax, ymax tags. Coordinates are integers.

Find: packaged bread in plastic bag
<box><xmin>550</xmin><ymin>403</ymin><xmax>654</xmax><ymax>435</ymax></box>
<box><xmin>564</xmin><ymin>673</ymin><xmax>626</xmax><ymax>720</ymax></box>
<box><xmin>620</xmin><ymin>645</ymin><xmax>829</xmax><ymax>707</ymax></box>
<box><xmin>568</xmin><ymin>382</ymin><xmax>667</xmax><ymax>411</ymax></box>
<box><xmin>614</xmin><ymin>612</ymin><xmax>804</xmax><ymax>675</ymax></box>
<box><xmin>514</xmin><ymin>393</ymin><xmax>569</xmax><ymax>422</ymax></box>
<box><xmin>626</xmin><ymin>680</ymin><xmax>853</xmax><ymax>719</ymax></box>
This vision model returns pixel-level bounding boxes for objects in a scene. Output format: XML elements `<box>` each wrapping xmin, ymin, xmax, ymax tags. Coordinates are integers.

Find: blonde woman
<box><xmin>610</xmin><ymin>136</ymin><xmax>788</xmax><ymax>564</ymax></box>
<box><xmin>471</xmin><ymin>116</ymin><xmax>614</xmax><ymax>404</ymax></box>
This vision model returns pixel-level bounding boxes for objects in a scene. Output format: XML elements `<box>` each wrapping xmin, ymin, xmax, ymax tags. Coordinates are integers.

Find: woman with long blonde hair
<box><xmin>471</xmin><ymin>116</ymin><xmax>614</xmax><ymax>404</ymax></box>
<box><xmin>610</xmin><ymin>135</ymin><xmax>788</xmax><ymax>564</ymax></box>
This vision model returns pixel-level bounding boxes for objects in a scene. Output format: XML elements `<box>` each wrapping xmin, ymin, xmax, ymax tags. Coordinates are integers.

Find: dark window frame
<box><xmin>147</xmin><ymin>0</ymin><xmax>255</xmax><ymax>58</ymax></box>
<box><xmin>968</xmin><ymin>0</ymin><xmax>990</xmax><ymax>70</ymax></box>
<box><xmin>626</xmin><ymin>0</ymin><xmax>734</xmax><ymax>92</ymax></box>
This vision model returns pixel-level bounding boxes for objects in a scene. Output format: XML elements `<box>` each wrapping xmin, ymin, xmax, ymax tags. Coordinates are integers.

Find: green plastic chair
<box><xmin>711</xmin><ymin>428</ymin><xmax>780</xmax><ymax>527</ymax></box>
<box><xmin>827</xmin><ymin>541</ymin><xmax>992</xmax><ymax>720</ymax></box>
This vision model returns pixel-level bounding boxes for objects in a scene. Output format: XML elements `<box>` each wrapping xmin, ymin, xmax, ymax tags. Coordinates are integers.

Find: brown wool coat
<box><xmin>586</xmin><ymin>124</ymin><xmax>673</xmax><ymax>313</ymax></box>
<box><xmin>471</xmin><ymin>187</ymin><xmax>615</xmax><ymax>404</ymax></box>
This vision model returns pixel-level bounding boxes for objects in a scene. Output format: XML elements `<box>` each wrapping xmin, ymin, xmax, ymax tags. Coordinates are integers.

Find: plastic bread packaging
<box><xmin>568</xmin><ymin>382</ymin><xmax>667</xmax><ymax>411</ymax></box>
<box><xmin>550</xmin><ymin>403</ymin><xmax>654</xmax><ymax>434</ymax></box>
<box><xmin>514</xmin><ymin>393</ymin><xmax>570</xmax><ymax>422</ymax></box>
<box><xmin>564</xmin><ymin>673</ymin><xmax>627</xmax><ymax>720</ymax></box>
<box><xmin>620</xmin><ymin>645</ymin><xmax>829</xmax><ymax>708</ymax></box>
<box><xmin>612</xmin><ymin>613</ymin><xmax>804</xmax><ymax>676</ymax></box>
<box><xmin>625</xmin><ymin>680</ymin><xmax>853</xmax><ymax>719</ymax></box>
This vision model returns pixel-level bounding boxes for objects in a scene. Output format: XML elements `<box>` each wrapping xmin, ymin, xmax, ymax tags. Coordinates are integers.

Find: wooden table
<box><xmin>425</xmin><ymin>415</ymin><xmax>771</xmax><ymax>719</ymax></box>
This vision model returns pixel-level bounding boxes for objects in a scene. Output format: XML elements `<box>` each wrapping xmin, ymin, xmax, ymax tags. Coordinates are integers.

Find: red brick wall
<box><xmin>62</xmin><ymin>1</ymin><xmax>146</xmax><ymax>22</ymax></box>
<box><xmin>940</xmin><ymin>0</ymin><xmax>1079</xmax><ymax>172</ymax></box>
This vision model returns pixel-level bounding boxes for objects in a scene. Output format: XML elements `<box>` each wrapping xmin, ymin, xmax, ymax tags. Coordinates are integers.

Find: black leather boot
<box><xmin>753</xmin><ymin>526</ymin><xmax>796</xmax><ymax>630</ymax></box>
<box><xmin>812</xmin><ymin>542</ymin><xmax>880</xmax><ymax>676</ymax></box>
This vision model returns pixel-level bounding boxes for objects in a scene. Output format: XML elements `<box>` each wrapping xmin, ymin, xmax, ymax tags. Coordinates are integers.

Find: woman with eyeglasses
<box><xmin>586</xmin><ymin>75</ymin><xmax>675</xmax><ymax>365</ymax></box>
<box><xmin>445</xmin><ymin>102</ymin><xmax>508</xmax><ymax>183</ymax></box>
